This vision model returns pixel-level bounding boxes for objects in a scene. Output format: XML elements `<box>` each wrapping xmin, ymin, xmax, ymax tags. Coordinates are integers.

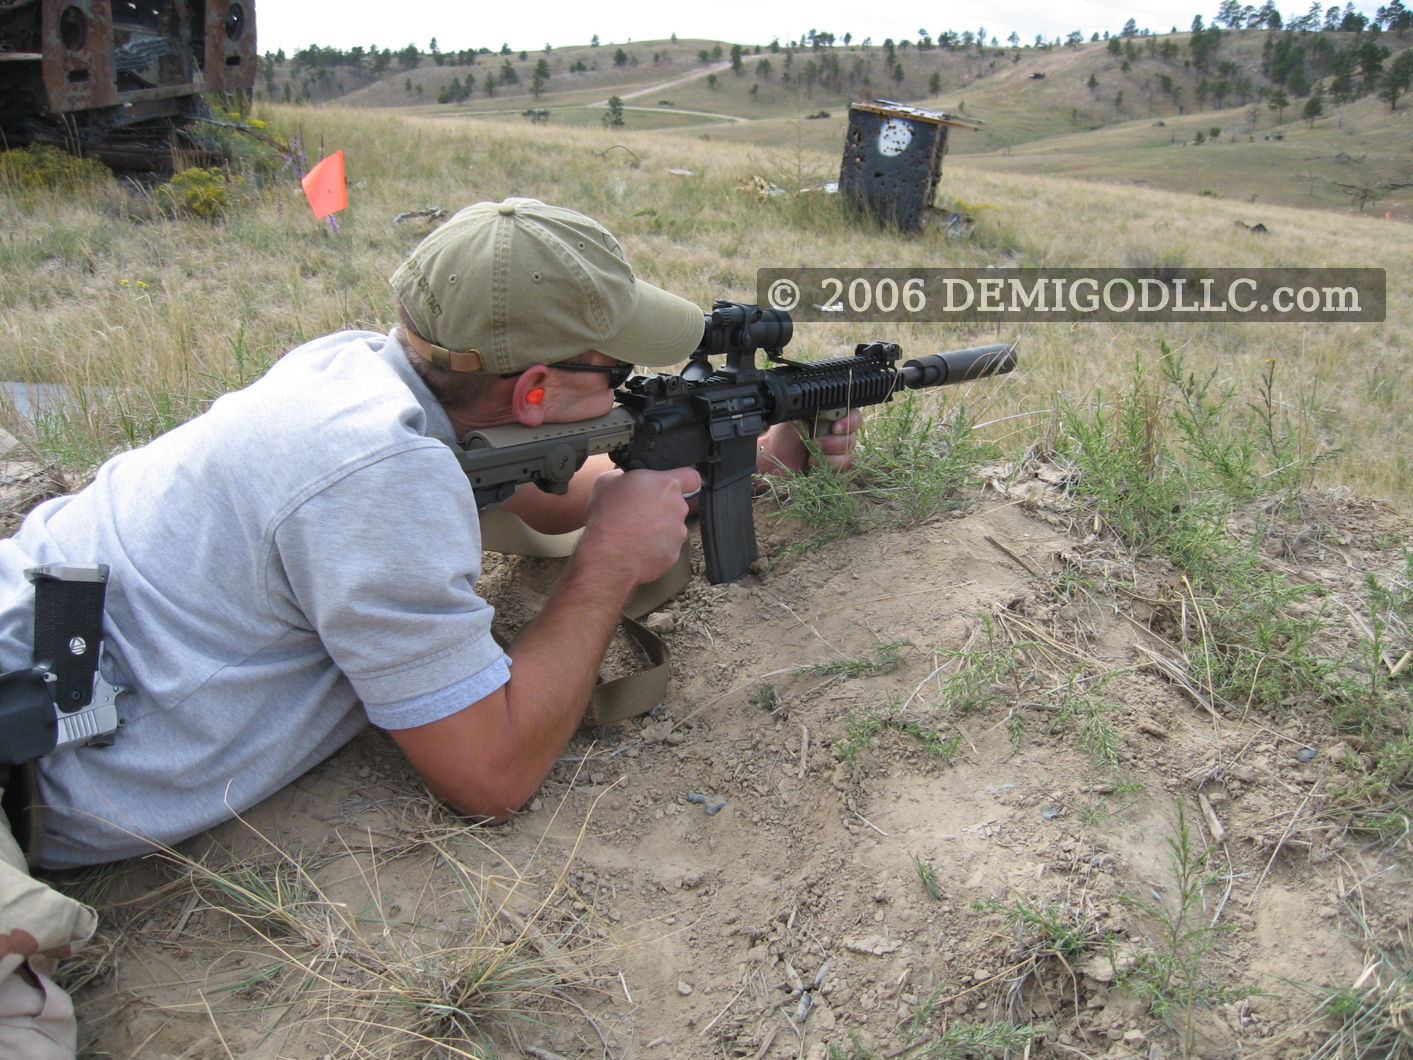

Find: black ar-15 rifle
<box><xmin>452</xmin><ymin>300</ymin><xmax>1016</xmax><ymax>584</ymax></box>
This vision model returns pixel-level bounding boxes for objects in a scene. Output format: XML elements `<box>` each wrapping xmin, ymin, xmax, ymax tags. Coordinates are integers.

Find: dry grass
<box><xmin>61</xmin><ymin>771</ymin><xmax>629</xmax><ymax>1058</ymax></box>
<box><xmin>6</xmin><ymin>102</ymin><xmax>1403</xmax><ymax>501</ymax></box>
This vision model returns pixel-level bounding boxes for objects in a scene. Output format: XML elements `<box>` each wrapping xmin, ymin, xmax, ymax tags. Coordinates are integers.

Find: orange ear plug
<box><xmin>526</xmin><ymin>387</ymin><xmax>545</xmax><ymax>404</ymax></box>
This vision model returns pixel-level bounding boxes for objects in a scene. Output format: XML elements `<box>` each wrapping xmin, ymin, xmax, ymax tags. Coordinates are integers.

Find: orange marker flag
<box><xmin>301</xmin><ymin>150</ymin><xmax>347</xmax><ymax>219</ymax></box>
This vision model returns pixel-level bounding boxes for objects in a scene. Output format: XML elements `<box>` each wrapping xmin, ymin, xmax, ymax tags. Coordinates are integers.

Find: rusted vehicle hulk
<box><xmin>0</xmin><ymin>0</ymin><xmax>256</xmax><ymax>168</ymax></box>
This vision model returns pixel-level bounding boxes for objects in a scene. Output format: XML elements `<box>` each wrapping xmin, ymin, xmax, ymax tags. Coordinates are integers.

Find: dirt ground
<box><xmin>15</xmin><ymin>457</ymin><xmax>1411</xmax><ymax>1059</ymax></box>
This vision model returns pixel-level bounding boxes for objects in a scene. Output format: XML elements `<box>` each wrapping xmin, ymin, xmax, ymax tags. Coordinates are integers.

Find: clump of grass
<box><xmin>1305</xmin><ymin>910</ymin><xmax>1413</xmax><ymax>1060</ymax></box>
<box><xmin>833</xmin><ymin>698</ymin><xmax>962</xmax><ymax>764</ymax></box>
<box><xmin>828</xmin><ymin>1012</ymin><xmax>1036</xmax><ymax>1059</ymax></box>
<box><xmin>770</xmin><ymin>394</ymin><xmax>995</xmax><ymax>561</ymax></box>
<box><xmin>965</xmin><ymin>896</ymin><xmax>1111</xmax><ymax>1053</ymax></box>
<box><xmin>974</xmin><ymin>896</ymin><xmax>1109</xmax><ymax>962</ymax></box>
<box><xmin>87</xmin><ymin>805</ymin><xmax>621</xmax><ymax>1056</ymax></box>
<box><xmin>911</xmin><ymin>854</ymin><xmax>944</xmax><ymax>901</ymax></box>
<box><xmin>1319</xmin><ymin>552</ymin><xmax>1413</xmax><ymax>837</ymax></box>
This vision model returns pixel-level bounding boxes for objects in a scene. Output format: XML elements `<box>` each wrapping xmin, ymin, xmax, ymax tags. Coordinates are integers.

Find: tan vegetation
<box><xmin>2</xmin><ymin>103</ymin><xmax>1408</xmax><ymax>501</ymax></box>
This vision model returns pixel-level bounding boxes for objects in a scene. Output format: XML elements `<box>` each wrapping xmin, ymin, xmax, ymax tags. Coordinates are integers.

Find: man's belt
<box><xmin>0</xmin><ymin>563</ymin><xmax>125</xmax><ymax>768</ymax></box>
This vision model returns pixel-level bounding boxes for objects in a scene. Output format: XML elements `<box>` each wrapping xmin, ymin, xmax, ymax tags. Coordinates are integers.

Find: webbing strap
<box><xmin>478</xmin><ymin>509</ymin><xmax>691</xmax><ymax>726</ymax></box>
<box><xmin>477</xmin><ymin>507</ymin><xmax>582</xmax><ymax>558</ymax></box>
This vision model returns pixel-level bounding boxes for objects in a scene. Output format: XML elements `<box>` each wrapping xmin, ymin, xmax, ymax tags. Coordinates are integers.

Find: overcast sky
<box><xmin>254</xmin><ymin>0</ymin><xmax>1380</xmax><ymax>56</ymax></box>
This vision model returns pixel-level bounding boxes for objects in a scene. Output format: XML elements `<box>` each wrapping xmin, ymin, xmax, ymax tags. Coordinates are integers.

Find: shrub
<box><xmin>0</xmin><ymin>143</ymin><xmax>111</xmax><ymax>198</ymax></box>
<box><xmin>152</xmin><ymin>167</ymin><xmax>236</xmax><ymax>219</ymax></box>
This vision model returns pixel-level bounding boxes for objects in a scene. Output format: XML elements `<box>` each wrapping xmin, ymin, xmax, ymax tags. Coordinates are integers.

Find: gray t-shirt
<box><xmin>0</xmin><ymin>330</ymin><xmax>510</xmax><ymax>868</ymax></box>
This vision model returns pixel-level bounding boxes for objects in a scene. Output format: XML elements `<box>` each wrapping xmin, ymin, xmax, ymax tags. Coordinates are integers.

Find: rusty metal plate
<box><xmin>839</xmin><ymin>101</ymin><xmax>951</xmax><ymax>232</ymax></box>
<box><xmin>30</xmin><ymin>0</ymin><xmax>253</xmax><ymax>116</ymax></box>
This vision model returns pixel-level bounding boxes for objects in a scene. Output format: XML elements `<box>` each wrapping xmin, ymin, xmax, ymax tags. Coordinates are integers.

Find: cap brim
<box><xmin>596</xmin><ymin>280</ymin><xmax>704</xmax><ymax>368</ymax></box>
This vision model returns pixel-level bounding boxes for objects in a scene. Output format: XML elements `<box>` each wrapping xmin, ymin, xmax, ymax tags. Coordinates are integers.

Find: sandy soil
<box><xmin>14</xmin><ymin>457</ymin><xmax>1410</xmax><ymax>1060</ymax></box>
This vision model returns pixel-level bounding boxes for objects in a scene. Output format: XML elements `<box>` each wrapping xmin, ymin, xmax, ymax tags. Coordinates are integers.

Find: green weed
<box><xmin>1078</xmin><ymin>783</ymin><xmax>1143</xmax><ymax>827</ymax></box>
<box><xmin>854</xmin><ymin>395</ymin><xmax>995</xmax><ymax>526</ymax></box>
<box><xmin>1163</xmin><ymin>352</ymin><xmax>1332</xmax><ymax>504</ymax></box>
<box><xmin>749</xmin><ymin>683</ymin><xmax>779</xmax><ymax>711</ymax></box>
<box><xmin>796</xmin><ymin>641</ymin><xmax>906</xmax><ymax>680</ymax></box>
<box><xmin>1049</xmin><ymin>674</ymin><xmax>1122</xmax><ymax>767</ymax></box>
<box><xmin>931</xmin><ymin>616</ymin><xmax>1037</xmax><ymax>719</ymax></box>
<box><xmin>833</xmin><ymin>698</ymin><xmax>962</xmax><ymax>765</ymax></box>
<box><xmin>768</xmin><ymin>460</ymin><xmax>867</xmax><ymax>560</ymax></box>
<box><xmin>771</xmin><ymin>395</ymin><xmax>995</xmax><ymax>560</ymax></box>
<box><xmin>1058</xmin><ymin>348</ymin><xmax>1345</xmax><ymax>711</ymax></box>
<box><xmin>912</xmin><ymin>854</ymin><xmax>944</xmax><ymax>901</ymax></box>
<box><xmin>974</xmin><ymin>897</ymin><xmax>1105</xmax><ymax>961</ymax></box>
<box><xmin>833</xmin><ymin>704</ymin><xmax>891</xmax><ymax>763</ymax></box>
<box><xmin>1120</xmin><ymin>801</ymin><xmax>1236</xmax><ymax>1054</ymax></box>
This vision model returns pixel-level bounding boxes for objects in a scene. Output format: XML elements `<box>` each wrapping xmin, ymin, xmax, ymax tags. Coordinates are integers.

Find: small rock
<box><xmin>843</xmin><ymin>935</ymin><xmax>901</xmax><ymax>956</ymax></box>
<box><xmin>643</xmin><ymin>612</ymin><xmax>676</xmax><ymax>635</ymax></box>
<box><xmin>677</xmin><ymin>980</ymin><xmax>693</xmax><ymax>996</ymax></box>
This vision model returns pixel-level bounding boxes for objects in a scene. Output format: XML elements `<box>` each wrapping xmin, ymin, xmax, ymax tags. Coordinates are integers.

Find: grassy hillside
<box><xmin>262</xmin><ymin>29</ymin><xmax>1413</xmax><ymax>220</ymax></box>
<box><xmin>2</xmin><ymin>105</ymin><xmax>1408</xmax><ymax>503</ymax></box>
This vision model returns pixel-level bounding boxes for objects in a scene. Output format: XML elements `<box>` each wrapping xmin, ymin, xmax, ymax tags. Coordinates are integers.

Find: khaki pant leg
<box><xmin>0</xmin><ymin>791</ymin><xmax>96</xmax><ymax>1060</ymax></box>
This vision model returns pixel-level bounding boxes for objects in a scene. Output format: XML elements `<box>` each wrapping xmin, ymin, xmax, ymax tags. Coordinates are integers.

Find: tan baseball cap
<box><xmin>390</xmin><ymin>198</ymin><xmax>704</xmax><ymax>373</ymax></box>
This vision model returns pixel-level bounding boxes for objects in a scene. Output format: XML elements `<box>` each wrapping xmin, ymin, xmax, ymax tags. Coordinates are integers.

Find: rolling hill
<box><xmin>257</xmin><ymin>28</ymin><xmax>1413</xmax><ymax>219</ymax></box>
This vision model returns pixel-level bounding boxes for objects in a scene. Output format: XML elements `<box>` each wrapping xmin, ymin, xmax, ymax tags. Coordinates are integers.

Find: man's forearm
<box><xmin>388</xmin><ymin>551</ymin><xmax>633</xmax><ymax>822</ymax></box>
<box><xmin>492</xmin><ymin>546</ymin><xmax>639</xmax><ymax>794</ymax></box>
<box><xmin>391</xmin><ymin>466</ymin><xmax>694</xmax><ymax>821</ymax></box>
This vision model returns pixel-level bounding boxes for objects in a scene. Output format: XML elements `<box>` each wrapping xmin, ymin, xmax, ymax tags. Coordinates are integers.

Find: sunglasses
<box><xmin>503</xmin><ymin>361</ymin><xmax>634</xmax><ymax>388</ymax></box>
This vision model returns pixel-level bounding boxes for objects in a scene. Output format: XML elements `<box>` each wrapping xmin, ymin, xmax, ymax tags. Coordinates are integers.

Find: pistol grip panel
<box><xmin>30</xmin><ymin>569</ymin><xmax>107</xmax><ymax>711</ymax></box>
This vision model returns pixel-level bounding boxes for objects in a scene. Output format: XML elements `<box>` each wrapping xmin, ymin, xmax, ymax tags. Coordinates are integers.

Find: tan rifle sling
<box><xmin>477</xmin><ymin>508</ymin><xmax>690</xmax><ymax>727</ymax></box>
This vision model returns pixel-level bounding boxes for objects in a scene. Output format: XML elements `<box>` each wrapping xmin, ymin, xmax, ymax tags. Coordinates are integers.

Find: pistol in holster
<box><xmin>0</xmin><ymin>563</ymin><xmax>126</xmax><ymax>769</ymax></box>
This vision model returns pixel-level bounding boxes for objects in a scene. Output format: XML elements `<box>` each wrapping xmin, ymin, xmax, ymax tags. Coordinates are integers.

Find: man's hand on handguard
<box><xmin>756</xmin><ymin>409</ymin><xmax>864</xmax><ymax>477</ymax></box>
